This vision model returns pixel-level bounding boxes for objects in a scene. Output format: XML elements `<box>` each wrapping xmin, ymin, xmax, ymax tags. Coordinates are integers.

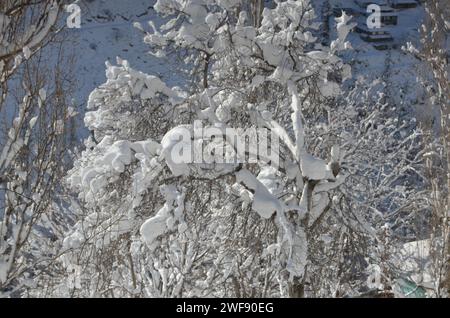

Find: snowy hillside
<box><xmin>324</xmin><ymin>0</ymin><xmax>432</xmax><ymax>123</ymax></box>
<box><xmin>72</xmin><ymin>0</ymin><xmax>431</xmax><ymax>126</ymax></box>
<box><xmin>71</xmin><ymin>0</ymin><xmax>183</xmax><ymax>108</ymax></box>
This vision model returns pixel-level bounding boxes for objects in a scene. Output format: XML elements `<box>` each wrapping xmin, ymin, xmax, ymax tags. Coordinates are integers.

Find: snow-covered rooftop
<box><xmin>355</xmin><ymin>0</ymin><xmax>388</xmax><ymax>7</ymax></box>
<box><xmin>391</xmin><ymin>0</ymin><xmax>418</xmax><ymax>4</ymax></box>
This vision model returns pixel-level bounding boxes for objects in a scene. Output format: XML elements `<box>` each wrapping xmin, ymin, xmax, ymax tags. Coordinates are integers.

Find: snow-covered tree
<box><xmin>425</xmin><ymin>0</ymin><xmax>449</xmax><ymax>297</ymax></box>
<box><xmin>61</xmin><ymin>0</ymin><xmax>428</xmax><ymax>298</ymax></box>
<box><xmin>0</xmin><ymin>0</ymin><xmax>77</xmax><ymax>296</ymax></box>
<box><xmin>412</xmin><ymin>0</ymin><xmax>449</xmax><ymax>297</ymax></box>
<box><xmin>304</xmin><ymin>76</ymin><xmax>427</xmax><ymax>296</ymax></box>
<box><xmin>396</xmin><ymin>0</ymin><xmax>450</xmax><ymax>298</ymax></box>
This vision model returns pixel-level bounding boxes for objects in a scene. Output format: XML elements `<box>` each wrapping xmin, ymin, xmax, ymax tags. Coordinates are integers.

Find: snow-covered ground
<box><xmin>67</xmin><ymin>0</ymin><xmax>184</xmax><ymax>139</ymax></box>
<box><xmin>78</xmin><ymin>0</ymin><xmax>186</xmax><ymax>92</ymax></box>
<box><xmin>325</xmin><ymin>0</ymin><xmax>432</xmax><ymax>124</ymax></box>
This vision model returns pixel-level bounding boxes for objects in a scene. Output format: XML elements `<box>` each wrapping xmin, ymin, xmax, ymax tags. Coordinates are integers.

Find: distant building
<box><xmin>352</xmin><ymin>0</ymin><xmax>396</xmax><ymax>49</ymax></box>
<box><xmin>378</xmin><ymin>6</ymin><xmax>398</xmax><ymax>25</ymax></box>
<box><xmin>355</xmin><ymin>0</ymin><xmax>388</xmax><ymax>8</ymax></box>
<box><xmin>332</xmin><ymin>0</ymin><xmax>421</xmax><ymax>50</ymax></box>
<box><xmin>355</xmin><ymin>25</ymin><xmax>394</xmax><ymax>42</ymax></box>
<box><xmin>393</xmin><ymin>238</ymin><xmax>440</xmax><ymax>297</ymax></box>
<box><xmin>389</xmin><ymin>0</ymin><xmax>418</xmax><ymax>9</ymax></box>
<box><xmin>360</xmin><ymin>4</ymin><xmax>398</xmax><ymax>26</ymax></box>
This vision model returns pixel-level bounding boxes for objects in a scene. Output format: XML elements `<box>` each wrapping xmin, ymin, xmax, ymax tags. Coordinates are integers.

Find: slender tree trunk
<box><xmin>288</xmin><ymin>278</ymin><xmax>305</xmax><ymax>298</ymax></box>
<box><xmin>422</xmin><ymin>0</ymin><xmax>450</xmax><ymax>296</ymax></box>
<box><xmin>442</xmin><ymin>101</ymin><xmax>450</xmax><ymax>296</ymax></box>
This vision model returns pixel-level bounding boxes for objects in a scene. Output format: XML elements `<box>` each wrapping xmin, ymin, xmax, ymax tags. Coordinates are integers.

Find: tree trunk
<box><xmin>288</xmin><ymin>278</ymin><xmax>305</xmax><ymax>298</ymax></box>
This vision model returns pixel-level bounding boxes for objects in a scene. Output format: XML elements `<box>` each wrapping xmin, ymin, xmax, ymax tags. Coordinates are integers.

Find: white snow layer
<box><xmin>236</xmin><ymin>169</ymin><xmax>282</xmax><ymax>219</ymax></box>
<box><xmin>140</xmin><ymin>185</ymin><xmax>186</xmax><ymax>248</ymax></box>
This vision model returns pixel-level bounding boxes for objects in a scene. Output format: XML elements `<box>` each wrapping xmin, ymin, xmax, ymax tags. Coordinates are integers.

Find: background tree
<box><xmin>402</xmin><ymin>0</ymin><xmax>450</xmax><ymax>298</ymax></box>
<box><xmin>0</xmin><ymin>0</ymin><xmax>77</xmax><ymax>296</ymax></box>
<box><xmin>420</xmin><ymin>0</ymin><xmax>449</xmax><ymax>297</ymax></box>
